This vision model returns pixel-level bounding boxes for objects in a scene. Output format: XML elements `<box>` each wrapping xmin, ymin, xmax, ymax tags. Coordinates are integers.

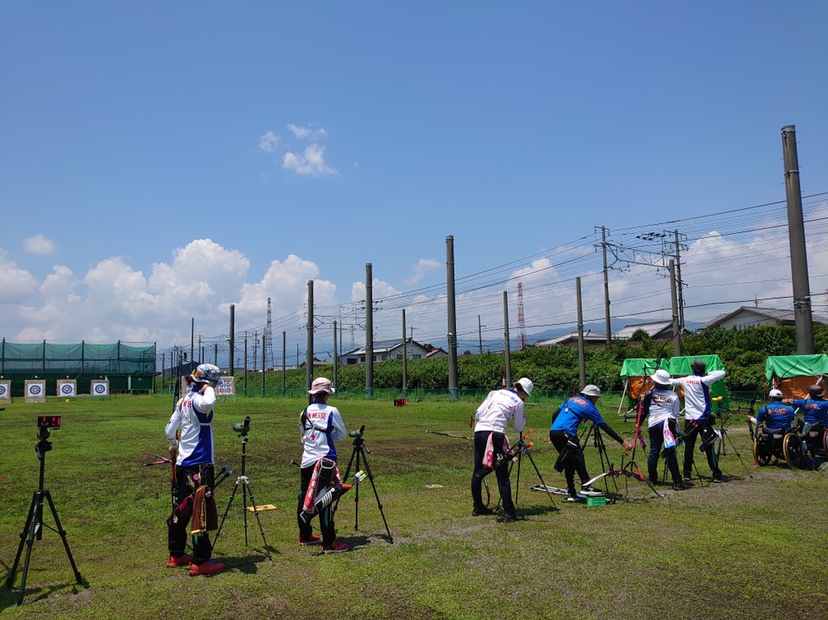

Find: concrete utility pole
<box><xmin>601</xmin><ymin>226</ymin><xmax>612</xmax><ymax>343</ymax></box>
<box><xmin>307</xmin><ymin>280</ymin><xmax>314</xmax><ymax>399</ymax></box>
<box><xmin>366</xmin><ymin>263</ymin><xmax>374</xmax><ymax>398</ymax></box>
<box><xmin>576</xmin><ymin>277</ymin><xmax>586</xmax><ymax>388</ymax></box>
<box><xmin>282</xmin><ymin>331</ymin><xmax>286</xmax><ymax>396</ymax></box>
<box><xmin>446</xmin><ymin>236</ymin><xmax>459</xmax><ymax>400</ymax></box>
<box><xmin>402</xmin><ymin>310</ymin><xmax>408</xmax><ymax>395</ymax></box>
<box><xmin>672</xmin><ymin>230</ymin><xmax>686</xmax><ymax>331</ymax></box>
<box><xmin>229</xmin><ymin>304</ymin><xmax>235</xmax><ymax>376</ymax></box>
<box><xmin>782</xmin><ymin>125</ymin><xmax>815</xmax><ymax>354</ymax></box>
<box><xmin>669</xmin><ymin>260</ymin><xmax>681</xmax><ymax>357</ymax></box>
<box><xmin>333</xmin><ymin>320</ymin><xmax>338</xmax><ymax>390</ymax></box>
<box><xmin>503</xmin><ymin>291</ymin><xmax>512</xmax><ymax>388</ymax></box>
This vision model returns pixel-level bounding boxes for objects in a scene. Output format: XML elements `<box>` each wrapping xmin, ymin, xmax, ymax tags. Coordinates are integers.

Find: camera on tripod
<box><xmin>232</xmin><ymin>416</ymin><xmax>251</xmax><ymax>437</ymax></box>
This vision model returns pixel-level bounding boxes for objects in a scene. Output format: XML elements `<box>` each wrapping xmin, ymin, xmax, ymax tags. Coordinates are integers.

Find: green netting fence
<box><xmin>0</xmin><ymin>340</ymin><xmax>155</xmax><ymax>396</ymax></box>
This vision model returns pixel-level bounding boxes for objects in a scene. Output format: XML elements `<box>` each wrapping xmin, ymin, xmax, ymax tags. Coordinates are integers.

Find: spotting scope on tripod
<box><xmin>336</xmin><ymin>425</ymin><xmax>393</xmax><ymax>543</ymax></box>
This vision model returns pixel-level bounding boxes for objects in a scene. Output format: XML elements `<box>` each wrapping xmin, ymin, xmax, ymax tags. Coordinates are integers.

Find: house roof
<box><xmin>533</xmin><ymin>331</ymin><xmax>607</xmax><ymax>347</ymax></box>
<box><xmin>341</xmin><ymin>339</ymin><xmax>425</xmax><ymax>356</ymax></box>
<box><xmin>613</xmin><ymin>321</ymin><xmax>674</xmax><ymax>340</ymax></box>
<box><xmin>703</xmin><ymin>306</ymin><xmax>828</xmax><ymax>329</ymax></box>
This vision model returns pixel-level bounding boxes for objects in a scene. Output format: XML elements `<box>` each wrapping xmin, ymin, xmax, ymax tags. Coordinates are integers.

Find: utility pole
<box><xmin>672</xmin><ymin>230</ymin><xmax>686</xmax><ymax>331</ymax></box>
<box><xmin>600</xmin><ymin>226</ymin><xmax>612</xmax><ymax>343</ymax></box>
<box><xmin>446</xmin><ymin>236</ymin><xmax>459</xmax><ymax>400</ymax></box>
<box><xmin>503</xmin><ymin>291</ymin><xmax>511</xmax><ymax>389</ymax></box>
<box><xmin>478</xmin><ymin>315</ymin><xmax>483</xmax><ymax>355</ymax></box>
<box><xmin>669</xmin><ymin>260</ymin><xmax>681</xmax><ymax>357</ymax></box>
<box><xmin>576</xmin><ymin>277</ymin><xmax>586</xmax><ymax>388</ymax></box>
<box><xmin>402</xmin><ymin>310</ymin><xmax>408</xmax><ymax>395</ymax></box>
<box><xmin>782</xmin><ymin>125</ymin><xmax>815</xmax><ymax>354</ymax></box>
<box><xmin>366</xmin><ymin>263</ymin><xmax>374</xmax><ymax>398</ymax></box>
<box><xmin>228</xmin><ymin>304</ymin><xmax>235</xmax><ymax>376</ymax></box>
<box><xmin>307</xmin><ymin>280</ymin><xmax>314</xmax><ymax>398</ymax></box>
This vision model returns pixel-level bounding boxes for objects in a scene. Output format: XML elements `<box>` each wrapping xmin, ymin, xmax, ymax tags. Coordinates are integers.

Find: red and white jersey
<box><xmin>473</xmin><ymin>388</ymin><xmax>526</xmax><ymax>434</ymax></box>
<box><xmin>298</xmin><ymin>402</ymin><xmax>347</xmax><ymax>468</ymax></box>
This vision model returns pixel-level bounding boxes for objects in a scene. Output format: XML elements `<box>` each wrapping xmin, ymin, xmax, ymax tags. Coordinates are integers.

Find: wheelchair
<box><xmin>795</xmin><ymin>421</ymin><xmax>828</xmax><ymax>464</ymax></box>
<box><xmin>752</xmin><ymin>425</ymin><xmax>804</xmax><ymax>469</ymax></box>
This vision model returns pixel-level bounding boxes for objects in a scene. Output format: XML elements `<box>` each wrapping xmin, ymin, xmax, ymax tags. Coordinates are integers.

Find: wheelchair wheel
<box><xmin>753</xmin><ymin>437</ymin><xmax>772</xmax><ymax>466</ymax></box>
<box><xmin>783</xmin><ymin>433</ymin><xmax>805</xmax><ymax>469</ymax></box>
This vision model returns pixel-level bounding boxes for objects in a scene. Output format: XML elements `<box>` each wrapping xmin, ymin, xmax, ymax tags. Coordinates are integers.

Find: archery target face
<box><xmin>59</xmin><ymin>381</ymin><xmax>76</xmax><ymax>397</ymax></box>
<box><xmin>92</xmin><ymin>381</ymin><xmax>109</xmax><ymax>395</ymax></box>
<box><xmin>0</xmin><ymin>384</ymin><xmax>6</xmax><ymax>397</ymax></box>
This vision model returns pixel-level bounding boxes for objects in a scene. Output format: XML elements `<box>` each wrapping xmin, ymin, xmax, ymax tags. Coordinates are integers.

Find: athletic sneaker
<box><xmin>580</xmin><ymin>484</ymin><xmax>604</xmax><ymax>496</ymax></box>
<box><xmin>323</xmin><ymin>541</ymin><xmax>350</xmax><ymax>553</ymax></box>
<box><xmin>189</xmin><ymin>560</ymin><xmax>225</xmax><ymax>576</ymax></box>
<box><xmin>502</xmin><ymin>513</ymin><xmax>525</xmax><ymax>522</ymax></box>
<box><xmin>299</xmin><ymin>534</ymin><xmax>322</xmax><ymax>546</ymax></box>
<box><xmin>472</xmin><ymin>506</ymin><xmax>494</xmax><ymax>517</ymax></box>
<box><xmin>672</xmin><ymin>480</ymin><xmax>687</xmax><ymax>491</ymax></box>
<box><xmin>566</xmin><ymin>494</ymin><xmax>582</xmax><ymax>502</ymax></box>
<box><xmin>712</xmin><ymin>475</ymin><xmax>728</xmax><ymax>483</ymax></box>
<box><xmin>167</xmin><ymin>553</ymin><xmax>192</xmax><ymax>568</ymax></box>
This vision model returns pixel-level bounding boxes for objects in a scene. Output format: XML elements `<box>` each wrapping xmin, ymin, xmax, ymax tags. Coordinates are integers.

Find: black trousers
<box><xmin>298</xmin><ymin>464</ymin><xmax>337</xmax><ymax>546</ymax></box>
<box><xmin>648</xmin><ymin>420</ymin><xmax>681</xmax><ymax>484</ymax></box>
<box><xmin>167</xmin><ymin>463</ymin><xmax>214</xmax><ymax>563</ymax></box>
<box><xmin>683</xmin><ymin>418</ymin><xmax>721</xmax><ymax>478</ymax></box>
<box><xmin>471</xmin><ymin>431</ymin><xmax>516</xmax><ymax>514</ymax></box>
<box><xmin>549</xmin><ymin>430</ymin><xmax>590</xmax><ymax>494</ymax></box>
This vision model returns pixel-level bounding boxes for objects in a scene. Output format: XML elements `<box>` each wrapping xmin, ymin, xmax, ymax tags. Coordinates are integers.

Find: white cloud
<box><xmin>0</xmin><ymin>248</ymin><xmax>39</xmax><ymax>302</ymax></box>
<box><xmin>287</xmin><ymin>124</ymin><xmax>328</xmax><ymax>140</ymax></box>
<box><xmin>404</xmin><ymin>258</ymin><xmax>441</xmax><ymax>285</ymax></box>
<box><xmin>23</xmin><ymin>234</ymin><xmax>56</xmax><ymax>255</ymax></box>
<box><xmin>283</xmin><ymin>144</ymin><xmax>337</xmax><ymax>177</ymax></box>
<box><xmin>258</xmin><ymin>131</ymin><xmax>280</xmax><ymax>153</ymax></box>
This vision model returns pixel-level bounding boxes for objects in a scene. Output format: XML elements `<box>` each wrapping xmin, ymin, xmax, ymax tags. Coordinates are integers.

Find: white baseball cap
<box><xmin>515</xmin><ymin>377</ymin><xmax>534</xmax><ymax>396</ymax></box>
<box><xmin>768</xmin><ymin>389</ymin><xmax>783</xmax><ymax>398</ymax></box>
<box><xmin>581</xmin><ymin>384</ymin><xmax>601</xmax><ymax>397</ymax></box>
<box><xmin>651</xmin><ymin>369</ymin><xmax>671</xmax><ymax>385</ymax></box>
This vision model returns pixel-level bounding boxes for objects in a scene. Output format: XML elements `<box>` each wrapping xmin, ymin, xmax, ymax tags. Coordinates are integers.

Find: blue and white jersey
<box><xmin>299</xmin><ymin>401</ymin><xmax>347</xmax><ymax>468</ymax></box>
<box><xmin>756</xmin><ymin>402</ymin><xmax>796</xmax><ymax>431</ymax></box>
<box><xmin>789</xmin><ymin>398</ymin><xmax>828</xmax><ymax>427</ymax></box>
<box><xmin>165</xmin><ymin>385</ymin><xmax>216</xmax><ymax>467</ymax></box>
<box><xmin>551</xmin><ymin>396</ymin><xmax>605</xmax><ymax>436</ymax></box>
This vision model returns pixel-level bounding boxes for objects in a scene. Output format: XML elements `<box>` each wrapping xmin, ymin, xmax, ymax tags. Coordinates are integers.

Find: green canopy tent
<box><xmin>618</xmin><ymin>358</ymin><xmax>670</xmax><ymax>419</ymax></box>
<box><xmin>668</xmin><ymin>354</ymin><xmax>729</xmax><ymax>412</ymax></box>
<box><xmin>764</xmin><ymin>354</ymin><xmax>828</xmax><ymax>400</ymax></box>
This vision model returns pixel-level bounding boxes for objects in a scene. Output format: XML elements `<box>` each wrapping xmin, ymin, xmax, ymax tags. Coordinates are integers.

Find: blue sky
<box><xmin>2</xmin><ymin>2</ymin><xmax>828</xmax><ymax>362</ymax></box>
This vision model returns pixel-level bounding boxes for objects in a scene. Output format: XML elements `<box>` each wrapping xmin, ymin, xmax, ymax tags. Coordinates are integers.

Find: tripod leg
<box><xmin>6</xmin><ymin>491</ymin><xmax>40</xmax><ymax>605</ymax></box>
<box><xmin>241</xmin><ymin>479</ymin><xmax>249</xmax><ymax>546</ymax></box>
<box><xmin>215</xmin><ymin>481</ymin><xmax>239</xmax><ymax>541</ymax></box>
<box><xmin>241</xmin><ymin>480</ymin><xmax>272</xmax><ymax>559</ymax></box>
<box><xmin>523</xmin><ymin>450</ymin><xmax>557</xmax><ymax>509</ymax></box>
<box><xmin>44</xmin><ymin>491</ymin><xmax>82</xmax><ymax>584</ymax></box>
<box><xmin>355</xmin><ymin>446</ymin><xmax>393</xmax><ymax>543</ymax></box>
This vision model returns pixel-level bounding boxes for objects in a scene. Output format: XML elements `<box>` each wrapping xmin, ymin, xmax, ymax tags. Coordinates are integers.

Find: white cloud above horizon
<box><xmin>405</xmin><ymin>258</ymin><xmax>441</xmax><ymax>285</ymax></box>
<box><xmin>23</xmin><ymin>234</ymin><xmax>56</xmax><ymax>255</ymax></box>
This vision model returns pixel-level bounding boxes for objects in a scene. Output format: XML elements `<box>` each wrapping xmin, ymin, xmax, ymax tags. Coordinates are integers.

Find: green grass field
<box><xmin>1</xmin><ymin>394</ymin><xmax>827</xmax><ymax>619</ymax></box>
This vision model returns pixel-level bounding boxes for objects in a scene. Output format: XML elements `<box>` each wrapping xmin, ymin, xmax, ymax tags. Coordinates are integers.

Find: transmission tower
<box><xmin>265</xmin><ymin>297</ymin><xmax>274</xmax><ymax>370</ymax></box>
<box><xmin>516</xmin><ymin>282</ymin><xmax>527</xmax><ymax>350</ymax></box>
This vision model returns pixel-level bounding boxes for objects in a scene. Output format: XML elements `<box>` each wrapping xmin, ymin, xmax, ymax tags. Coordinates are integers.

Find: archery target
<box><xmin>0</xmin><ymin>381</ymin><xmax>9</xmax><ymax>402</ymax></box>
<box><xmin>58</xmin><ymin>380</ymin><xmax>77</xmax><ymax>397</ymax></box>
<box><xmin>217</xmin><ymin>376</ymin><xmax>235</xmax><ymax>396</ymax></box>
<box><xmin>92</xmin><ymin>380</ymin><xmax>109</xmax><ymax>396</ymax></box>
<box><xmin>25</xmin><ymin>380</ymin><xmax>46</xmax><ymax>403</ymax></box>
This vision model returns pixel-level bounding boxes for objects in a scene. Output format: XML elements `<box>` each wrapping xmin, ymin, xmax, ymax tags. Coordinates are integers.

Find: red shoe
<box><xmin>189</xmin><ymin>560</ymin><xmax>225</xmax><ymax>576</ymax></box>
<box><xmin>299</xmin><ymin>534</ymin><xmax>322</xmax><ymax>546</ymax></box>
<box><xmin>167</xmin><ymin>554</ymin><xmax>193</xmax><ymax>568</ymax></box>
<box><xmin>322</xmin><ymin>541</ymin><xmax>349</xmax><ymax>554</ymax></box>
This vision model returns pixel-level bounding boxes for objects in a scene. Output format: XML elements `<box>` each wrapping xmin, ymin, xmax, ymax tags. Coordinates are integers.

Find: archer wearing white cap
<box><xmin>297</xmin><ymin>377</ymin><xmax>349</xmax><ymax>553</ymax></box>
<box><xmin>749</xmin><ymin>389</ymin><xmax>795</xmax><ymax>433</ymax></box>
<box><xmin>638</xmin><ymin>369</ymin><xmax>684</xmax><ymax>490</ymax></box>
<box><xmin>549</xmin><ymin>385</ymin><xmax>634</xmax><ymax>502</ymax></box>
<box><xmin>470</xmin><ymin>377</ymin><xmax>534</xmax><ymax>521</ymax></box>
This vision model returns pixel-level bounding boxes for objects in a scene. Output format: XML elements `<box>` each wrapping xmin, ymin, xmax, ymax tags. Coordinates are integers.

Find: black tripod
<box><xmin>337</xmin><ymin>425</ymin><xmax>393</xmax><ymax>543</ymax></box>
<box><xmin>509</xmin><ymin>438</ymin><xmax>558</xmax><ymax>511</ymax></box>
<box><xmin>215</xmin><ymin>433</ymin><xmax>272</xmax><ymax>559</ymax></box>
<box><xmin>6</xmin><ymin>427</ymin><xmax>83</xmax><ymax>606</ymax></box>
